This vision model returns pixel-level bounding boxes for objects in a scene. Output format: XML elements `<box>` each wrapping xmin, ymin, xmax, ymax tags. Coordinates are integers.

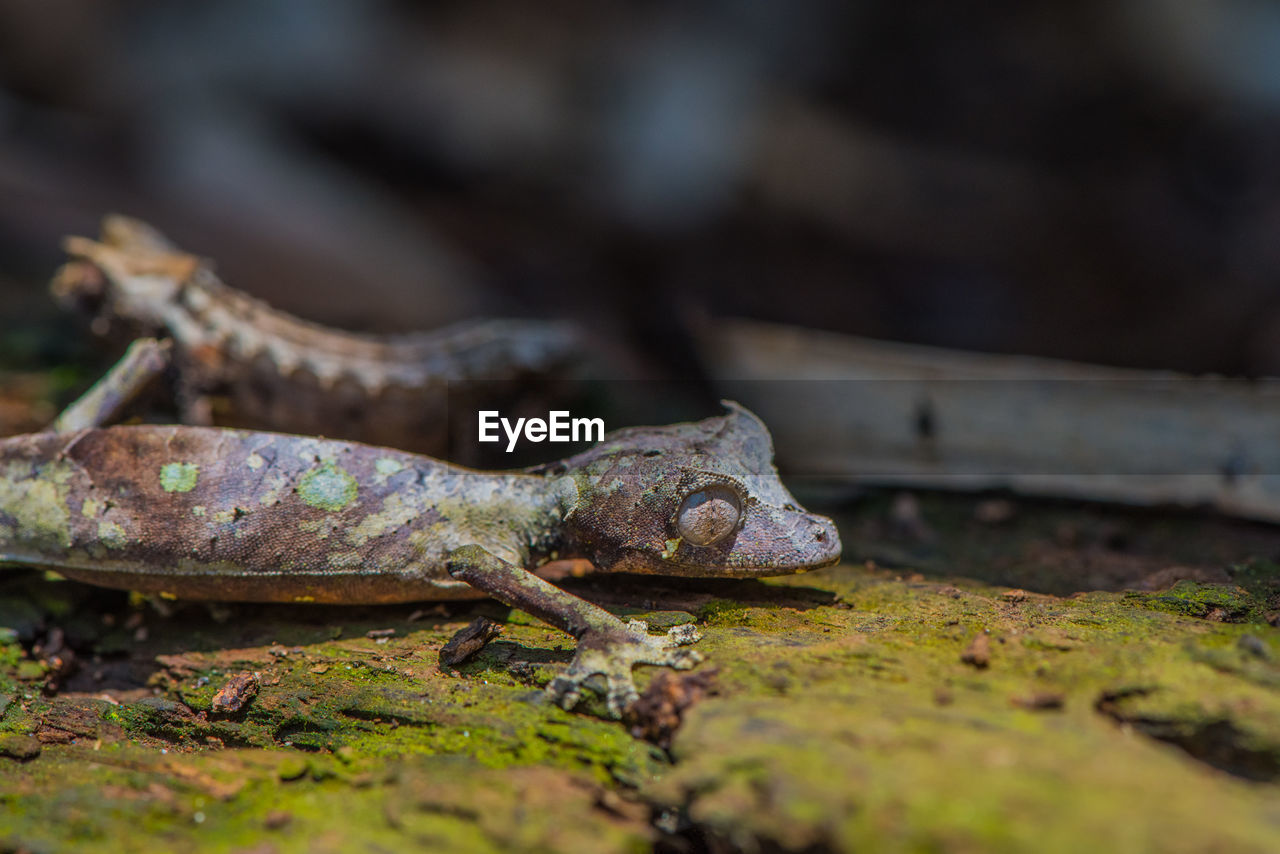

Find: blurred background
<box><xmin>5</xmin><ymin>0</ymin><xmax>1280</xmax><ymax>387</ymax></box>
<box><xmin>4</xmin><ymin>0</ymin><xmax>1280</xmax><ymax>661</ymax></box>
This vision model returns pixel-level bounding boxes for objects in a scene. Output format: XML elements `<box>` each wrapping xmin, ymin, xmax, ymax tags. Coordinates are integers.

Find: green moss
<box><xmin>650</xmin><ymin>692</ymin><xmax>1280</xmax><ymax>852</ymax></box>
<box><xmin>0</xmin><ymin>732</ymin><xmax>39</xmax><ymax>760</ymax></box>
<box><xmin>14</xmin><ymin>660</ymin><xmax>46</xmax><ymax>681</ymax></box>
<box><xmin>1224</xmin><ymin>559</ymin><xmax>1280</xmax><ymax>602</ymax></box>
<box><xmin>1126</xmin><ymin>580</ymin><xmax>1263</xmax><ymax>623</ymax></box>
<box><xmin>696</xmin><ymin>598</ymin><xmax>748</xmax><ymax>625</ymax></box>
<box><xmin>641</xmin><ymin>565</ymin><xmax>1280</xmax><ymax>852</ymax></box>
<box><xmin>0</xmin><ymin>747</ymin><xmax>654</xmax><ymax>854</ymax></box>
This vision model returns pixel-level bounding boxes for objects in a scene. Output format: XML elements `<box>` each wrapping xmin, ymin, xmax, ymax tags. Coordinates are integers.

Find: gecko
<box><xmin>49</xmin><ymin>215</ymin><xmax>580</xmax><ymax>456</ymax></box>
<box><xmin>0</xmin><ymin>402</ymin><xmax>841</xmax><ymax>717</ymax></box>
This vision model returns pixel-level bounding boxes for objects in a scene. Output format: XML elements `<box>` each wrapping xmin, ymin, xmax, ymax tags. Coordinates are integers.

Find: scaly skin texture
<box><xmin>547</xmin><ymin>405</ymin><xmax>838</xmax><ymax>574</ymax></box>
<box><xmin>50</xmin><ymin>215</ymin><xmax>580</xmax><ymax>455</ymax></box>
<box><xmin>0</xmin><ymin>403</ymin><xmax>841</xmax><ymax>714</ymax></box>
<box><xmin>0</xmin><ymin>426</ymin><xmax>559</xmax><ymax>603</ymax></box>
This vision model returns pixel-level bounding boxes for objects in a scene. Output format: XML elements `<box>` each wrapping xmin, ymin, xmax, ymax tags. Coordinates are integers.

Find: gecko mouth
<box><xmin>612</xmin><ymin>513</ymin><xmax>843</xmax><ymax>577</ymax></box>
<box><xmin>711</xmin><ymin>512</ymin><xmax>844</xmax><ymax>575</ymax></box>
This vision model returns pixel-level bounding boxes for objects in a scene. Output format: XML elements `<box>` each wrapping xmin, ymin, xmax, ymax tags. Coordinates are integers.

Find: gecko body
<box><xmin>0</xmin><ymin>403</ymin><xmax>840</xmax><ymax>715</ymax></box>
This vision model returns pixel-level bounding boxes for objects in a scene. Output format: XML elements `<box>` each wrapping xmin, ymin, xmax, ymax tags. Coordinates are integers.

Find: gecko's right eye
<box><xmin>675</xmin><ymin>485</ymin><xmax>741</xmax><ymax>546</ymax></box>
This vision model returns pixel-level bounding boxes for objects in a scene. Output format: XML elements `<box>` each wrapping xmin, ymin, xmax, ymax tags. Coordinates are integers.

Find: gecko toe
<box><xmin>605</xmin><ymin>674</ymin><xmax>640</xmax><ymax>719</ymax></box>
<box><xmin>547</xmin><ymin>674</ymin><xmax>583</xmax><ymax>711</ymax></box>
<box><xmin>666</xmin><ymin>624</ymin><xmax>701</xmax><ymax>646</ymax></box>
<box><xmin>545</xmin><ymin>624</ymin><xmax>705</xmax><ymax>718</ymax></box>
<box><xmin>667</xmin><ymin>648</ymin><xmax>704</xmax><ymax>670</ymax></box>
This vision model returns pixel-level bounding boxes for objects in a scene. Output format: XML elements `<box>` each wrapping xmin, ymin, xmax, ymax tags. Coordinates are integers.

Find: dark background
<box><xmin>4</xmin><ymin>1</ymin><xmax>1280</xmax><ymax>380</ymax></box>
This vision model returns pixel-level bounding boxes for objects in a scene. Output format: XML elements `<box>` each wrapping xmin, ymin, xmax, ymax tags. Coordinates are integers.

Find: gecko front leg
<box><xmin>50</xmin><ymin>337</ymin><xmax>172</xmax><ymax>432</ymax></box>
<box><xmin>446</xmin><ymin>545</ymin><xmax>702</xmax><ymax>718</ymax></box>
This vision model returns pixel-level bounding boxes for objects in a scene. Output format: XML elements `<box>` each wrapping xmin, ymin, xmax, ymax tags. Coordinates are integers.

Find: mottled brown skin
<box><xmin>547</xmin><ymin>407</ymin><xmax>838</xmax><ymax>575</ymax></box>
<box><xmin>0</xmin><ymin>403</ymin><xmax>841</xmax><ymax>715</ymax></box>
<box><xmin>0</xmin><ymin>427</ymin><xmax>555</xmax><ymax>603</ymax></box>
<box><xmin>50</xmin><ymin>215</ymin><xmax>580</xmax><ymax>456</ymax></box>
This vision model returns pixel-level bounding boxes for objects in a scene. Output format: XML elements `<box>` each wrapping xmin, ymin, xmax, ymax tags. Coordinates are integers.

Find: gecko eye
<box><xmin>675</xmin><ymin>485</ymin><xmax>742</xmax><ymax>546</ymax></box>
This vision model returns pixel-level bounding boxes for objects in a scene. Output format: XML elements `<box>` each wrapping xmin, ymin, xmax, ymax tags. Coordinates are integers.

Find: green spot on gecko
<box><xmin>159</xmin><ymin>462</ymin><xmax>199</xmax><ymax>493</ymax></box>
<box><xmin>298</xmin><ymin>462</ymin><xmax>358</xmax><ymax>512</ymax></box>
<box><xmin>375</xmin><ymin>457</ymin><xmax>403</xmax><ymax>477</ymax></box>
<box><xmin>97</xmin><ymin>521</ymin><xmax>128</xmax><ymax>549</ymax></box>
<box><xmin>0</xmin><ymin>461</ymin><xmax>74</xmax><ymax>551</ymax></box>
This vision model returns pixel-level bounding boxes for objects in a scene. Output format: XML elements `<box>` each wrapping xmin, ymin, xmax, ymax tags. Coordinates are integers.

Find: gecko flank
<box><xmin>0</xmin><ymin>403</ymin><xmax>840</xmax><ymax>715</ymax></box>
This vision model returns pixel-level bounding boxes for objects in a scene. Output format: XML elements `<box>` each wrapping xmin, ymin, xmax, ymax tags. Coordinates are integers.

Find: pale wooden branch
<box><xmin>702</xmin><ymin>318</ymin><xmax>1280</xmax><ymax>522</ymax></box>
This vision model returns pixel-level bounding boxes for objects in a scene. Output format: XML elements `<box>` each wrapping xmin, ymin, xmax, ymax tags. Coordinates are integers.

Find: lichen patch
<box><xmin>0</xmin><ymin>463</ymin><xmax>72</xmax><ymax>551</ymax></box>
<box><xmin>344</xmin><ymin>493</ymin><xmax>421</xmax><ymax>547</ymax></box>
<box><xmin>297</xmin><ymin>462</ymin><xmax>358</xmax><ymax>512</ymax></box>
<box><xmin>374</xmin><ymin>457</ymin><xmax>404</xmax><ymax>484</ymax></box>
<box><xmin>159</xmin><ymin>461</ymin><xmax>200</xmax><ymax>493</ymax></box>
<box><xmin>96</xmin><ymin>521</ymin><xmax>129</xmax><ymax>549</ymax></box>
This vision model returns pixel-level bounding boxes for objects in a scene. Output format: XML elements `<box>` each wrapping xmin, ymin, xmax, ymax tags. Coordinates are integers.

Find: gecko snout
<box><xmin>799</xmin><ymin>514</ymin><xmax>842</xmax><ymax>567</ymax></box>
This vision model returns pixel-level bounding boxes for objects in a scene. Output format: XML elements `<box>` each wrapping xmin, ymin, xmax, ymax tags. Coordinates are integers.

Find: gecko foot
<box><xmin>548</xmin><ymin>620</ymin><xmax>703</xmax><ymax>719</ymax></box>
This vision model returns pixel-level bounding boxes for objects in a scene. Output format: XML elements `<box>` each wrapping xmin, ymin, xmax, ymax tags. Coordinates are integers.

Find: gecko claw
<box><xmin>547</xmin><ymin>674</ymin><xmax>583</xmax><ymax>712</ymax></box>
<box><xmin>548</xmin><ymin>620</ymin><xmax>704</xmax><ymax>719</ymax></box>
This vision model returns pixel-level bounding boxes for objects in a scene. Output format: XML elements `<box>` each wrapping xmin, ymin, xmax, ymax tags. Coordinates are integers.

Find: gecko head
<box><xmin>552</xmin><ymin>401</ymin><xmax>842</xmax><ymax>577</ymax></box>
<box><xmin>50</xmin><ymin>216</ymin><xmax>194</xmax><ymax>340</ymax></box>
